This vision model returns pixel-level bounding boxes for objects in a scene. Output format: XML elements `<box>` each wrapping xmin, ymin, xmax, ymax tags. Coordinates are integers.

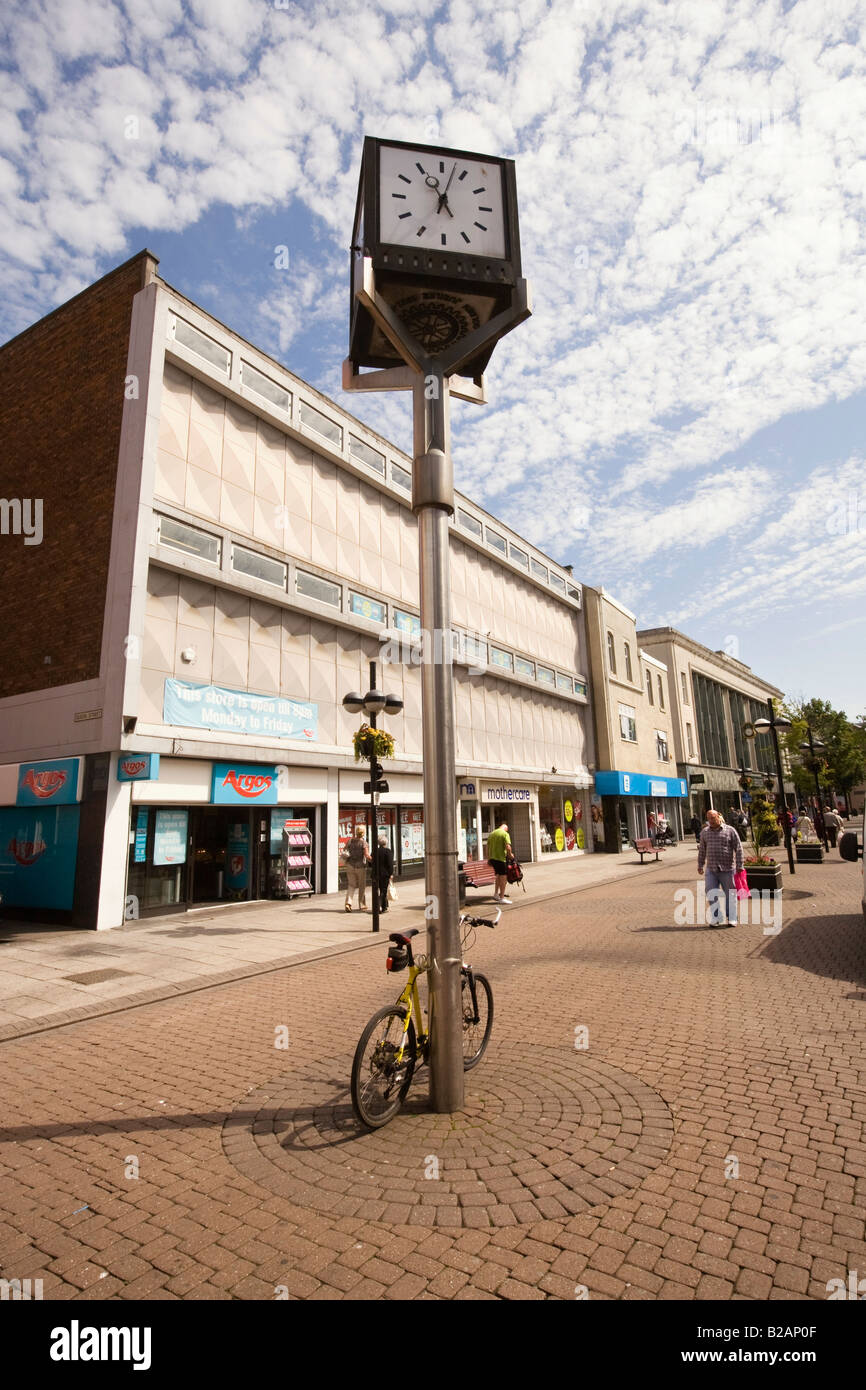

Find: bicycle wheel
<box><xmin>461</xmin><ymin>971</ymin><xmax>493</xmax><ymax>1070</ymax></box>
<box><xmin>351</xmin><ymin>1006</ymin><xmax>416</xmax><ymax>1129</ymax></box>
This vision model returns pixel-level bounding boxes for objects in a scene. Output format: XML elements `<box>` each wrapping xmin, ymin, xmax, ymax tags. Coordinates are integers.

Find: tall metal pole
<box><xmin>769</xmin><ymin>720</ymin><xmax>795</xmax><ymax>875</ymax></box>
<box><xmin>368</xmin><ymin>660</ymin><xmax>381</xmax><ymax>935</ymax></box>
<box><xmin>412</xmin><ymin>368</ymin><xmax>463</xmax><ymax>1113</ymax></box>
<box><xmin>806</xmin><ymin>727</ymin><xmax>829</xmax><ymax>850</ymax></box>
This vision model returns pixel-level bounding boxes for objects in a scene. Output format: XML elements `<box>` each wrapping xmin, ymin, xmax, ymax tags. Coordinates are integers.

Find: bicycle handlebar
<box><xmin>460</xmin><ymin>909</ymin><xmax>500</xmax><ymax>928</ymax></box>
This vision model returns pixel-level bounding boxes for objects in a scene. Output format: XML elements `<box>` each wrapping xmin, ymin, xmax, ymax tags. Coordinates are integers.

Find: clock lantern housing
<box><xmin>348</xmin><ymin>137</ymin><xmax>524</xmax><ymax>381</ymax></box>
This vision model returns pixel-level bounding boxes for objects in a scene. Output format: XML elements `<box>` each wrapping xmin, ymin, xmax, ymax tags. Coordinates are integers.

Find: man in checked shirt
<box><xmin>697</xmin><ymin>808</ymin><xmax>744</xmax><ymax>927</ymax></box>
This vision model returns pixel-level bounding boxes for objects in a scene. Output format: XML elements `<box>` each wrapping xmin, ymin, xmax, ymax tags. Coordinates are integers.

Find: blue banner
<box><xmin>117</xmin><ymin>753</ymin><xmax>160</xmax><ymax>782</ymax></box>
<box><xmin>212</xmin><ymin>763</ymin><xmax>278</xmax><ymax>806</ymax></box>
<box><xmin>594</xmin><ymin>771</ymin><xmax>688</xmax><ymax>799</ymax></box>
<box><xmin>17</xmin><ymin>758</ymin><xmax>81</xmax><ymax>806</ymax></box>
<box><xmin>0</xmin><ymin>806</ymin><xmax>80</xmax><ymax>909</ymax></box>
<box><xmin>153</xmin><ymin>809</ymin><xmax>188</xmax><ymax>866</ymax></box>
<box><xmin>225</xmin><ymin>822</ymin><xmax>250</xmax><ymax>895</ymax></box>
<box><xmin>164</xmin><ymin>679</ymin><xmax>317</xmax><ymax>741</ymax></box>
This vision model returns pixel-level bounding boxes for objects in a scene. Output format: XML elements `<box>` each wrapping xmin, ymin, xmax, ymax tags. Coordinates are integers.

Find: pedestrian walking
<box><xmin>486</xmin><ymin>820</ymin><xmax>513</xmax><ymax>905</ymax></box>
<box><xmin>796</xmin><ymin>812</ymin><xmax>816</xmax><ymax>842</ymax></box>
<box><xmin>697</xmin><ymin>808</ymin><xmax>744</xmax><ymax>927</ymax></box>
<box><xmin>376</xmin><ymin>834</ymin><xmax>395</xmax><ymax>913</ymax></box>
<box><xmin>690</xmin><ymin>813</ymin><xmax>702</xmax><ymax>843</ymax></box>
<box><xmin>823</xmin><ymin>807</ymin><xmax>843</xmax><ymax>848</ymax></box>
<box><xmin>342</xmin><ymin>826</ymin><xmax>370</xmax><ymax>912</ymax></box>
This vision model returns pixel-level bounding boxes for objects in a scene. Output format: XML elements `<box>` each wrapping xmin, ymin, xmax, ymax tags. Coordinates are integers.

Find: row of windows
<box><xmin>607</xmin><ymin>631</ymin><xmax>666</xmax><ymax>710</ymax></box>
<box><xmin>170</xmin><ymin>314</ymin><xmax>576</xmax><ymax>605</ymax></box>
<box><xmin>156</xmin><ymin>514</ymin><xmax>589</xmax><ymax>700</ymax></box>
<box><xmin>456</xmin><ymin>507</ymin><xmax>578</xmax><ymax>600</ymax></box>
<box><xmin>617</xmin><ymin>704</ymin><xmax>670</xmax><ymax>760</ymax></box>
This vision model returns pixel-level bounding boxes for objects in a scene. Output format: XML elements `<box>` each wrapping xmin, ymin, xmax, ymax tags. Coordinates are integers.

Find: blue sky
<box><xmin>1</xmin><ymin>0</ymin><xmax>864</xmax><ymax>716</ymax></box>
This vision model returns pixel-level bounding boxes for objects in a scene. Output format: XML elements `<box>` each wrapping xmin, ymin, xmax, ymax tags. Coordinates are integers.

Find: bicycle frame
<box><xmin>392</xmin><ymin>959</ymin><xmax>430</xmax><ymax>1063</ymax></box>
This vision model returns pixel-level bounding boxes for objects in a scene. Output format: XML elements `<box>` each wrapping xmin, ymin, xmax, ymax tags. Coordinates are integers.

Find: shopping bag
<box><xmin>734</xmin><ymin>869</ymin><xmax>750</xmax><ymax>900</ymax></box>
<box><xmin>387</xmin><ymin>881</ymin><xmax>398</xmax><ymax>902</ymax></box>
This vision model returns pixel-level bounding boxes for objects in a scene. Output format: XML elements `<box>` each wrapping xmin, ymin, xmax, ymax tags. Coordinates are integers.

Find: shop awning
<box><xmin>594</xmin><ymin>771</ymin><xmax>688</xmax><ymax>799</ymax></box>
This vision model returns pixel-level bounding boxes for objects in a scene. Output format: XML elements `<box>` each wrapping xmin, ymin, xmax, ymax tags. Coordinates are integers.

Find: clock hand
<box><xmin>425</xmin><ymin>172</ymin><xmax>454</xmax><ymax>217</ymax></box>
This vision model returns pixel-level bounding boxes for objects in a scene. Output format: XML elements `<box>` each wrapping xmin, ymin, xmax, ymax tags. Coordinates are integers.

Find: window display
<box><xmin>539</xmin><ymin>788</ymin><xmax>585</xmax><ymax>852</ymax></box>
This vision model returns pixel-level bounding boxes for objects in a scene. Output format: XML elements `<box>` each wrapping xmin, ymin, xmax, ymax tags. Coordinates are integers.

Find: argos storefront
<box><xmin>123</xmin><ymin>756</ymin><xmax>324</xmax><ymax>917</ymax></box>
<box><xmin>0</xmin><ymin>758</ymin><xmax>83</xmax><ymax>917</ymax></box>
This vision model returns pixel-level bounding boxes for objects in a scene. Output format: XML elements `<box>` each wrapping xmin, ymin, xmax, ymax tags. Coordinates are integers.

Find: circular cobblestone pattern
<box><xmin>222</xmin><ymin>1044</ymin><xmax>674</xmax><ymax>1227</ymax></box>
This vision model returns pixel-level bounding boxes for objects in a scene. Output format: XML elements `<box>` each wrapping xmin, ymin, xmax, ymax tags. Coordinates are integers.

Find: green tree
<box><xmin>780</xmin><ymin>696</ymin><xmax>866</xmax><ymax>810</ymax></box>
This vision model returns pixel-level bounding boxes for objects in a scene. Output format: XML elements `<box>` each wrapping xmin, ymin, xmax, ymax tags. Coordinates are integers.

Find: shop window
<box><xmin>624</xmin><ymin>642</ymin><xmax>633</xmax><ymax>682</ymax></box>
<box><xmin>657</xmin><ymin>674</ymin><xmax>665</xmax><ymax>710</ymax></box>
<box><xmin>158</xmin><ymin>515</ymin><xmax>220</xmax><ymax>564</ymax></box>
<box><xmin>240</xmin><ymin>361</ymin><xmax>290</xmax><ymax>413</ymax></box>
<box><xmin>646</xmin><ymin>669</ymin><xmax>654</xmax><ymax>705</ymax></box>
<box><xmin>510</xmin><ymin>544</ymin><xmax>529</xmax><ymax>569</ymax></box>
<box><xmin>232</xmin><ymin>545</ymin><xmax>287</xmax><ymax>589</ymax></box>
<box><xmin>348</xmin><ymin>435</ymin><xmax>386</xmax><ymax>475</ymax></box>
<box><xmin>298</xmin><ymin>400</ymin><xmax>343</xmax><ymax>448</ymax></box>
<box><xmin>619</xmin><ymin>703</ymin><xmax>637</xmax><ymax>741</ymax></box>
<box><xmin>607</xmin><ymin>631</ymin><xmax>616</xmax><ymax>674</ymax></box>
<box><xmin>400</xmin><ymin>807</ymin><xmax>425</xmax><ymax>871</ymax></box>
<box><xmin>296</xmin><ymin>569</ymin><xmax>340</xmax><ymax>607</ymax></box>
<box><xmin>349</xmin><ymin>592</ymin><xmax>386</xmax><ymax>623</ymax></box>
<box><xmin>539</xmin><ymin>788</ymin><xmax>584</xmax><ymax>852</ymax></box>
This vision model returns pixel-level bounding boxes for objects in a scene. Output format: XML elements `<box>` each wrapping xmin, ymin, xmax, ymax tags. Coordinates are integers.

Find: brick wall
<box><xmin>0</xmin><ymin>251</ymin><xmax>157</xmax><ymax>699</ymax></box>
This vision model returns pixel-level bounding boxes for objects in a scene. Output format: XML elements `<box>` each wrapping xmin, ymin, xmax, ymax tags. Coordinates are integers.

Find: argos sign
<box><xmin>211</xmin><ymin>763</ymin><xmax>278</xmax><ymax>806</ymax></box>
<box><xmin>117</xmin><ymin>753</ymin><xmax>160</xmax><ymax>782</ymax></box>
<box><xmin>17</xmin><ymin>759</ymin><xmax>81</xmax><ymax>806</ymax></box>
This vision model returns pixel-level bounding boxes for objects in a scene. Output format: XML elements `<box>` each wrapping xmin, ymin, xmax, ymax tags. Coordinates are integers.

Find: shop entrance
<box><xmin>190</xmin><ymin>807</ymin><xmax>254</xmax><ymax>904</ymax></box>
<box><xmin>480</xmin><ymin>804</ymin><xmax>532</xmax><ymax>863</ymax></box>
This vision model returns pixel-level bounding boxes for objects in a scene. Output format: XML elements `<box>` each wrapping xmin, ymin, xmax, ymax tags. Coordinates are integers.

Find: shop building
<box><xmin>636</xmin><ymin>628</ymin><xmax>794</xmax><ymax>820</ymax></box>
<box><xmin>583</xmin><ymin>588</ymin><xmax>686</xmax><ymax>849</ymax></box>
<box><xmin>0</xmin><ymin>252</ymin><xmax>596</xmax><ymax>927</ymax></box>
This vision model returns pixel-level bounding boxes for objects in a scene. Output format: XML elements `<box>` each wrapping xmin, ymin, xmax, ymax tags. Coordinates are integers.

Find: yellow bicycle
<box><xmin>350</xmin><ymin>909</ymin><xmax>499</xmax><ymax>1129</ymax></box>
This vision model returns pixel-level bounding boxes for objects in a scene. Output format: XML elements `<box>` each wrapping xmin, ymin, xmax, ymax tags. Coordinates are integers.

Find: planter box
<box><xmin>795</xmin><ymin>844</ymin><xmax>824</xmax><ymax>863</ymax></box>
<box><xmin>745</xmin><ymin>863</ymin><xmax>783</xmax><ymax>893</ymax></box>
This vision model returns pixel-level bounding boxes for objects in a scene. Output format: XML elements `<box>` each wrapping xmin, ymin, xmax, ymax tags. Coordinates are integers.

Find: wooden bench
<box><xmin>632</xmin><ymin>837</ymin><xmax>665</xmax><ymax>863</ymax></box>
<box><xmin>461</xmin><ymin>860</ymin><xmax>497</xmax><ymax>890</ymax></box>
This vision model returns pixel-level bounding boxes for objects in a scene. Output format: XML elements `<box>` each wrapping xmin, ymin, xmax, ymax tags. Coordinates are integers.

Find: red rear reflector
<box><xmin>386</xmin><ymin>959</ymin><xmax>393</xmax><ymax>970</ymax></box>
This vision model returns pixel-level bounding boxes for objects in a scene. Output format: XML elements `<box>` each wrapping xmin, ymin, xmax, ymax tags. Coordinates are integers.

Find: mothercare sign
<box><xmin>164</xmin><ymin>680</ymin><xmax>318</xmax><ymax>741</ymax></box>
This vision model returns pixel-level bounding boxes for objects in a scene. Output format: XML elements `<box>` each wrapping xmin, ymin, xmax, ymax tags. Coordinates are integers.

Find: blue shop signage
<box><xmin>0</xmin><ymin>805</ymin><xmax>81</xmax><ymax>909</ymax></box>
<box><xmin>212</xmin><ymin>763</ymin><xmax>279</xmax><ymax>806</ymax></box>
<box><xmin>117</xmin><ymin>753</ymin><xmax>160</xmax><ymax>782</ymax></box>
<box><xmin>594</xmin><ymin>771</ymin><xmax>688</xmax><ymax>799</ymax></box>
<box><xmin>16</xmin><ymin>758</ymin><xmax>81</xmax><ymax>806</ymax></box>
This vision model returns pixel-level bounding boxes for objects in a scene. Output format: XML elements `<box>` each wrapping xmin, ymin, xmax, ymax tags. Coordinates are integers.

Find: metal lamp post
<box><xmin>752</xmin><ymin>711</ymin><xmax>795</xmax><ymax>874</ymax></box>
<box><xmin>799</xmin><ymin>729</ymin><xmax>828</xmax><ymax>849</ymax></box>
<box><xmin>343</xmin><ymin>662</ymin><xmax>403</xmax><ymax>934</ymax></box>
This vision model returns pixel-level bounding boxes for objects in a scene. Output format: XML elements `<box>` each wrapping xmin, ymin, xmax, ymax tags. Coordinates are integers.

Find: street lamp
<box><xmin>752</xmin><ymin>709</ymin><xmax>795</xmax><ymax>875</ymax></box>
<box><xmin>799</xmin><ymin>728</ymin><xmax>829</xmax><ymax>849</ymax></box>
<box><xmin>343</xmin><ymin>660</ymin><xmax>403</xmax><ymax>934</ymax></box>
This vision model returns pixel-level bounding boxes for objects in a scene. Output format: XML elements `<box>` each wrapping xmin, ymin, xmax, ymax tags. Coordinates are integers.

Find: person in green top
<box><xmin>486</xmin><ymin>821</ymin><xmax>513</xmax><ymax>905</ymax></box>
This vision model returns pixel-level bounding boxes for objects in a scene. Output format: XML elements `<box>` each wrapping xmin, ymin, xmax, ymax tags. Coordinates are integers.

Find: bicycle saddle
<box><xmin>388</xmin><ymin>929</ymin><xmax>419</xmax><ymax>944</ymax></box>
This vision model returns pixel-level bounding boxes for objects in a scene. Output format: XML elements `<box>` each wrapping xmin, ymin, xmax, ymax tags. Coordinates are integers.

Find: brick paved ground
<box><xmin>0</xmin><ymin>852</ymin><xmax>863</xmax><ymax>1301</ymax></box>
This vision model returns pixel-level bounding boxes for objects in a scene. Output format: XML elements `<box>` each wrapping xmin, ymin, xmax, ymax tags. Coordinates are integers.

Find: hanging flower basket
<box><xmin>352</xmin><ymin>724</ymin><xmax>395</xmax><ymax>762</ymax></box>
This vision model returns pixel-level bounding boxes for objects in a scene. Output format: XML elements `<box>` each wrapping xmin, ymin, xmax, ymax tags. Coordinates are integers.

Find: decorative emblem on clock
<box><xmin>393</xmin><ymin>292</ymin><xmax>481</xmax><ymax>353</ymax></box>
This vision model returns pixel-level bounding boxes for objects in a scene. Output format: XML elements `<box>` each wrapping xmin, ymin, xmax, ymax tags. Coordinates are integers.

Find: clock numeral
<box><xmin>416</xmin><ymin>225</ymin><xmax>426</xmax><ymax>236</ymax></box>
<box><xmin>458</xmin><ymin>170</ymin><xmax>468</xmax><ymax>180</ymax></box>
<box><xmin>474</xmin><ymin>222</ymin><xmax>487</xmax><ymax>231</ymax></box>
<box><xmin>478</xmin><ymin>205</ymin><xmax>492</xmax><ymax>212</ymax></box>
<box><xmin>415</xmin><ymin>162</ymin><xmax>426</xmax><ymax>174</ymax></box>
<box><xmin>460</xmin><ymin>231</ymin><xmax>470</xmax><ymax>243</ymax></box>
<box><xmin>473</xmin><ymin>187</ymin><xmax>485</xmax><ymax>194</ymax></box>
<box><xmin>439</xmin><ymin>160</ymin><xmax>445</xmax><ymax>172</ymax></box>
<box><xmin>392</xmin><ymin>193</ymin><xmax>407</xmax><ymax>199</ymax></box>
<box><xmin>441</xmin><ymin>233</ymin><xmax>447</xmax><ymax>246</ymax></box>
<box><xmin>398</xmin><ymin>174</ymin><xmax>411</xmax><ymax>183</ymax></box>
<box><xmin>398</xmin><ymin>212</ymin><xmax>412</xmax><ymax>220</ymax></box>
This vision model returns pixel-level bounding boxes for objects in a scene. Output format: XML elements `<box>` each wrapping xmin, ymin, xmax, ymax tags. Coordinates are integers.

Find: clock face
<box><xmin>378</xmin><ymin>145</ymin><xmax>507</xmax><ymax>259</ymax></box>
